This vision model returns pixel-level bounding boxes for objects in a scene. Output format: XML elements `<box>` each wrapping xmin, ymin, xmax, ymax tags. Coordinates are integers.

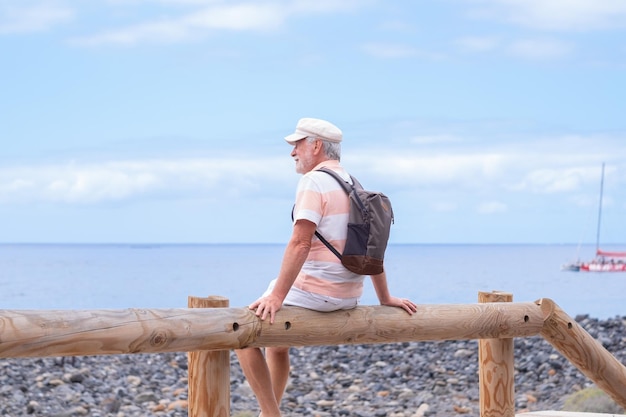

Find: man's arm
<box><xmin>370</xmin><ymin>271</ymin><xmax>417</xmax><ymax>315</ymax></box>
<box><xmin>249</xmin><ymin>218</ymin><xmax>317</xmax><ymax>323</ymax></box>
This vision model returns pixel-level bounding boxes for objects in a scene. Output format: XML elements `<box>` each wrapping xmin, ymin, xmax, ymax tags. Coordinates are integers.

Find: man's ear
<box><xmin>313</xmin><ymin>140</ymin><xmax>323</xmax><ymax>155</ymax></box>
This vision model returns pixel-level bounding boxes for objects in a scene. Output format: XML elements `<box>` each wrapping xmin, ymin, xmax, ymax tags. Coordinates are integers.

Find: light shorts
<box><xmin>263</xmin><ymin>279</ymin><xmax>359</xmax><ymax>312</ymax></box>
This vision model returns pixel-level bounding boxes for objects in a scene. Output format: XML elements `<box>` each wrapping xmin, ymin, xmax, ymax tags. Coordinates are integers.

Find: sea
<box><xmin>0</xmin><ymin>243</ymin><xmax>624</xmax><ymax>319</ymax></box>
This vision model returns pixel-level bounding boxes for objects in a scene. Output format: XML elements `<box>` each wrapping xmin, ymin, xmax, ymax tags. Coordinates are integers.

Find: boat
<box><xmin>578</xmin><ymin>249</ymin><xmax>626</xmax><ymax>272</ymax></box>
<box><xmin>562</xmin><ymin>163</ymin><xmax>626</xmax><ymax>272</ymax></box>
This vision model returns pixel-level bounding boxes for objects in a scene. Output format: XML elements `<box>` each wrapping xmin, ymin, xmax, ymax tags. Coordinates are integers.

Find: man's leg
<box><xmin>235</xmin><ymin>348</ymin><xmax>281</xmax><ymax>417</ymax></box>
<box><xmin>266</xmin><ymin>347</ymin><xmax>290</xmax><ymax>404</ymax></box>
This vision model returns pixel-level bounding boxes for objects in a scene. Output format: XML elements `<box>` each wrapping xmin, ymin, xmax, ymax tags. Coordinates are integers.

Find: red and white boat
<box><xmin>562</xmin><ymin>163</ymin><xmax>626</xmax><ymax>273</ymax></box>
<box><xmin>578</xmin><ymin>250</ymin><xmax>626</xmax><ymax>272</ymax></box>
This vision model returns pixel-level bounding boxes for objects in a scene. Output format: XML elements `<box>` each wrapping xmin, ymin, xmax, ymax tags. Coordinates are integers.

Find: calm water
<box><xmin>0</xmin><ymin>243</ymin><xmax>624</xmax><ymax>319</ymax></box>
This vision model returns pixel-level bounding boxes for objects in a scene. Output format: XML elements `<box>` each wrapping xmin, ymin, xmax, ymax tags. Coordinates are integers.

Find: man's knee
<box><xmin>235</xmin><ymin>347</ymin><xmax>260</xmax><ymax>360</ymax></box>
<box><xmin>267</xmin><ymin>346</ymin><xmax>289</xmax><ymax>356</ymax></box>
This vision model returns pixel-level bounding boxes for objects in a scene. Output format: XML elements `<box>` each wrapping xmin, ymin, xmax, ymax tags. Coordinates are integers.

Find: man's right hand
<box><xmin>249</xmin><ymin>293</ymin><xmax>284</xmax><ymax>324</ymax></box>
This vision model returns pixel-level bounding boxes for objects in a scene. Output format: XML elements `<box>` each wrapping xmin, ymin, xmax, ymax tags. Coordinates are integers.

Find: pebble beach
<box><xmin>1</xmin><ymin>315</ymin><xmax>625</xmax><ymax>417</ymax></box>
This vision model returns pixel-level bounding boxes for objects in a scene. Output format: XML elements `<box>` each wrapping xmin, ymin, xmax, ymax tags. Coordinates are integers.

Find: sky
<box><xmin>1</xmin><ymin>0</ymin><xmax>625</xmax><ymax>246</ymax></box>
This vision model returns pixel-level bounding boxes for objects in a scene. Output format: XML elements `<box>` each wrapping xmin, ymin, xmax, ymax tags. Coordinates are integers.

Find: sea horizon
<box><xmin>1</xmin><ymin>243</ymin><xmax>625</xmax><ymax>319</ymax></box>
<box><xmin>2</xmin><ymin>241</ymin><xmax>624</xmax><ymax>247</ymax></box>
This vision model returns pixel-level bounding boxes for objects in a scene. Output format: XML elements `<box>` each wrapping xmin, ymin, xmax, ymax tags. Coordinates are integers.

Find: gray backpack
<box><xmin>315</xmin><ymin>168</ymin><xmax>394</xmax><ymax>275</ymax></box>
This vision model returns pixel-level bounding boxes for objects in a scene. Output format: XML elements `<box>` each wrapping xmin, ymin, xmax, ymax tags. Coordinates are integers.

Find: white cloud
<box><xmin>377</xmin><ymin>20</ymin><xmax>416</xmax><ymax>34</ymax></box>
<box><xmin>0</xmin><ymin>157</ymin><xmax>292</xmax><ymax>204</ymax></box>
<box><xmin>289</xmin><ymin>0</ymin><xmax>371</xmax><ymax>14</ymax></box>
<box><xmin>351</xmin><ymin>152</ymin><xmax>508</xmax><ymax>189</ymax></box>
<box><xmin>456</xmin><ymin>36</ymin><xmax>500</xmax><ymax>53</ymax></box>
<box><xmin>508</xmin><ymin>38</ymin><xmax>573</xmax><ymax>60</ymax></box>
<box><xmin>361</xmin><ymin>42</ymin><xmax>446</xmax><ymax>60</ymax></box>
<box><xmin>3</xmin><ymin>133</ymin><xmax>625</xmax><ymax>208</ymax></box>
<box><xmin>409</xmin><ymin>134</ymin><xmax>463</xmax><ymax>145</ymax></box>
<box><xmin>361</xmin><ymin>42</ymin><xmax>418</xmax><ymax>59</ymax></box>
<box><xmin>477</xmin><ymin>200</ymin><xmax>507</xmax><ymax>214</ymax></box>
<box><xmin>71</xmin><ymin>3</ymin><xmax>287</xmax><ymax>46</ymax></box>
<box><xmin>455</xmin><ymin>35</ymin><xmax>573</xmax><ymax>61</ymax></box>
<box><xmin>464</xmin><ymin>0</ymin><xmax>626</xmax><ymax>31</ymax></box>
<box><xmin>0</xmin><ymin>2</ymin><xmax>74</xmax><ymax>34</ymax></box>
<box><xmin>344</xmin><ymin>131</ymin><xmax>626</xmax><ymax>197</ymax></box>
<box><xmin>514</xmin><ymin>167</ymin><xmax>600</xmax><ymax>194</ymax></box>
<box><xmin>70</xmin><ymin>0</ymin><xmax>367</xmax><ymax>46</ymax></box>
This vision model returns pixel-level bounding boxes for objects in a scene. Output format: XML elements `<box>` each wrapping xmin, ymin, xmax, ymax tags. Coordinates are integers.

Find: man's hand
<box><xmin>370</xmin><ymin>272</ymin><xmax>417</xmax><ymax>315</ymax></box>
<box><xmin>249</xmin><ymin>293</ymin><xmax>284</xmax><ymax>324</ymax></box>
<box><xmin>381</xmin><ymin>296</ymin><xmax>417</xmax><ymax>315</ymax></box>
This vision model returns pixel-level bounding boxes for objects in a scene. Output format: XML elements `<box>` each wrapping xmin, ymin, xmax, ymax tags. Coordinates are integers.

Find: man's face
<box><xmin>291</xmin><ymin>138</ymin><xmax>319</xmax><ymax>174</ymax></box>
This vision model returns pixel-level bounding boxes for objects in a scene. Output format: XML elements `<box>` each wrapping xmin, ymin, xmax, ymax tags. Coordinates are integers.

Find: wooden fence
<box><xmin>0</xmin><ymin>291</ymin><xmax>625</xmax><ymax>417</ymax></box>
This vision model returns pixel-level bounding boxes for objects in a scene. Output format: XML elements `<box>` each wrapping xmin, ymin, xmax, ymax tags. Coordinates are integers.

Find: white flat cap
<box><xmin>284</xmin><ymin>118</ymin><xmax>343</xmax><ymax>144</ymax></box>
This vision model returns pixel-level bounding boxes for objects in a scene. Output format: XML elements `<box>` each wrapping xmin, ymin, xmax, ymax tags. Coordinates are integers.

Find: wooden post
<box><xmin>188</xmin><ymin>296</ymin><xmax>230</xmax><ymax>417</ymax></box>
<box><xmin>537</xmin><ymin>298</ymin><xmax>626</xmax><ymax>409</ymax></box>
<box><xmin>478</xmin><ymin>291</ymin><xmax>515</xmax><ymax>417</ymax></box>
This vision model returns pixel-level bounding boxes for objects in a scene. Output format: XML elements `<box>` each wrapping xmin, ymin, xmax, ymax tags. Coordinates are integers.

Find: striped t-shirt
<box><xmin>292</xmin><ymin>160</ymin><xmax>365</xmax><ymax>299</ymax></box>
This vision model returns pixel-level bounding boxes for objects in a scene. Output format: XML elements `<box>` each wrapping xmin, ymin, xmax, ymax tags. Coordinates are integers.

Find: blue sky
<box><xmin>1</xmin><ymin>0</ymin><xmax>625</xmax><ymax>245</ymax></box>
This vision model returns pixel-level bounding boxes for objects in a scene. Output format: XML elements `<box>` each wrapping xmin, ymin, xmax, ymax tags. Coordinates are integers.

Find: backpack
<box><xmin>315</xmin><ymin>167</ymin><xmax>394</xmax><ymax>275</ymax></box>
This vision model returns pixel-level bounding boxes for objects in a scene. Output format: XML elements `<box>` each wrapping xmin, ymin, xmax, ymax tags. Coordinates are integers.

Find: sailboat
<box><xmin>562</xmin><ymin>163</ymin><xmax>626</xmax><ymax>272</ymax></box>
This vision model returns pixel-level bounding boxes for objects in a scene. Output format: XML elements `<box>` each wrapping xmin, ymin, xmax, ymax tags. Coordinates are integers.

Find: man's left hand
<box><xmin>381</xmin><ymin>296</ymin><xmax>418</xmax><ymax>315</ymax></box>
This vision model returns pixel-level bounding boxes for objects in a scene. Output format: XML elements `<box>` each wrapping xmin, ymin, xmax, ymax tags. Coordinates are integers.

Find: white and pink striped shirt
<box><xmin>292</xmin><ymin>160</ymin><xmax>364</xmax><ymax>299</ymax></box>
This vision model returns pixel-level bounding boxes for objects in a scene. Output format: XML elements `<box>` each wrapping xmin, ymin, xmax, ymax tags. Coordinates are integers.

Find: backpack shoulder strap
<box><xmin>312</xmin><ymin>167</ymin><xmax>358</xmax><ymax>262</ymax></box>
<box><xmin>317</xmin><ymin>167</ymin><xmax>358</xmax><ymax>194</ymax></box>
<box><xmin>317</xmin><ymin>167</ymin><xmax>367</xmax><ymax>214</ymax></box>
<box><xmin>315</xmin><ymin>230</ymin><xmax>342</xmax><ymax>260</ymax></box>
<box><xmin>292</xmin><ymin>203</ymin><xmax>342</xmax><ymax>260</ymax></box>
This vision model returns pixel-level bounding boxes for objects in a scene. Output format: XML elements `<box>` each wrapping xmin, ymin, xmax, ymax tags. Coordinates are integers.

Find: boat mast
<box><xmin>595</xmin><ymin>163</ymin><xmax>605</xmax><ymax>255</ymax></box>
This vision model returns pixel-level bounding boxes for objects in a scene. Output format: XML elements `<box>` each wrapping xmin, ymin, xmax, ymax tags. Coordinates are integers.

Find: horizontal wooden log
<box><xmin>0</xmin><ymin>302</ymin><xmax>544</xmax><ymax>358</ymax></box>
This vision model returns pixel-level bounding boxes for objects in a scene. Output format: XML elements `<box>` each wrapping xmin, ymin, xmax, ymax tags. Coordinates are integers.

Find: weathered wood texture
<box><xmin>538</xmin><ymin>298</ymin><xmax>626</xmax><ymax>410</ymax></box>
<box><xmin>0</xmin><ymin>307</ymin><xmax>253</xmax><ymax>358</ymax></box>
<box><xmin>187</xmin><ymin>296</ymin><xmax>229</xmax><ymax>417</ymax></box>
<box><xmin>479</xmin><ymin>291</ymin><xmax>515</xmax><ymax>417</ymax></box>
<box><xmin>0</xmin><ymin>302</ymin><xmax>543</xmax><ymax>358</ymax></box>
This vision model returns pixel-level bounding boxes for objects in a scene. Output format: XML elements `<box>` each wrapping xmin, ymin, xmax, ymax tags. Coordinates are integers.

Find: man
<box><xmin>236</xmin><ymin>117</ymin><xmax>417</xmax><ymax>417</ymax></box>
